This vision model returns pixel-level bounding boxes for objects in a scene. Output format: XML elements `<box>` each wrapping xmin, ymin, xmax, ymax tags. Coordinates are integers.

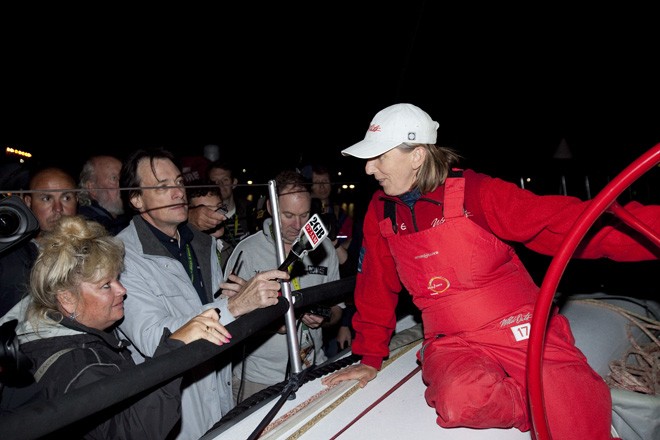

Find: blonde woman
<box><xmin>3</xmin><ymin>215</ymin><xmax>230</xmax><ymax>439</ymax></box>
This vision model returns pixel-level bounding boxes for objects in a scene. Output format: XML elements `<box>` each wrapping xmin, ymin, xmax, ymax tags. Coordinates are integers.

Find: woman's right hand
<box><xmin>321</xmin><ymin>363</ymin><xmax>377</xmax><ymax>389</ymax></box>
<box><xmin>170</xmin><ymin>308</ymin><xmax>232</xmax><ymax>346</ymax></box>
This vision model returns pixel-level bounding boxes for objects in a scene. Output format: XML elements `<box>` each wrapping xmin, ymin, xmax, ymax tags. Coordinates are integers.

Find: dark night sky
<box><xmin>2</xmin><ymin>4</ymin><xmax>659</xmax><ymax>192</ymax></box>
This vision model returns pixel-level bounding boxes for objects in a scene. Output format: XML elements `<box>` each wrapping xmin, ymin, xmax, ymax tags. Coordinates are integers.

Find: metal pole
<box><xmin>560</xmin><ymin>175</ymin><xmax>567</xmax><ymax>195</ymax></box>
<box><xmin>267</xmin><ymin>180</ymin><xmax>303</xmax><ymax>374</ymax></box>
<box><xmin>584</xmin><ymin>175</ymin><xmax>592</xmax><ymax>199</ymax></box>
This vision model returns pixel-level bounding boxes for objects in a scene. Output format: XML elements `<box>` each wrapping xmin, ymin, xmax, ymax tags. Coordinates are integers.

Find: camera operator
<box><xmin>0</xmin><ymin>167</ymin><xmax>78</xmax><ymax>317</ymax></box>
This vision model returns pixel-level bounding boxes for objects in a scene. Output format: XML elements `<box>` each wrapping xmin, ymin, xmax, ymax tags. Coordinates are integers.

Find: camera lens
<box><xmin>0</xmin><ymin>208</ymin><xmax>21</xmax><ymax>238</ymax></box>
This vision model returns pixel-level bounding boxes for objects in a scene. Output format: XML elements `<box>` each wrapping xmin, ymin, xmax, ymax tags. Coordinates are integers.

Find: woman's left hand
<box><xmin>321</xmin><ymin>363</ymin><xmax>377</xmax><ymax>388</ymax></box>
<box><xmin>170</xmin><ymin>308</ymin><xmax>232</xmax><ymax>345</ymax></box>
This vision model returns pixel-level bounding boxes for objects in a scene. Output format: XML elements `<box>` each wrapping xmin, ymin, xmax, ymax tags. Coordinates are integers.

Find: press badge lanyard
<box><xmin>232</xmin><ymin>215</ymin><xmax>239</xmax><ymax>237</ymax></box>
<box><xmin>184</xmin><ymin>243</ymin><xmax>195</xmax><ymax>283</ymax></box>
<box><xmin>288</xmin><ymin>263</ymin><xmax>301</xmax><ymax>291</ymax></box>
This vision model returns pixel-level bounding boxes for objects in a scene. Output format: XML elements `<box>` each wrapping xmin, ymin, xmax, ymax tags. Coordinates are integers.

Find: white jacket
<box><xmin>227</xmin><ymin>218</ymin><xmax>341</xmax><ymax>386</ymax></box>
<box><xmin>117</xmin><ymin>216</ymin><xmax>234</xmax><ymax>440</ymax></box>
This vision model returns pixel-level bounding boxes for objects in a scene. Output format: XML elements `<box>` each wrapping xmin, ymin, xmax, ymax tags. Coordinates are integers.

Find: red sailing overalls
<box><xmin>378</xmin><ymin>173</ymin><xmax>612</xmax><ymax>439</ymax></box>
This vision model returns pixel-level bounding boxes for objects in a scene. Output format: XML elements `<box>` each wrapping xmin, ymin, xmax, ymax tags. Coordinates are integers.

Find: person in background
<box><xmin>186</xmin><ymin>179</ymin><xmax>235</xmax><ymax>272</ymax></box>
<box><xmin>207</xmin><ymin>160</ymin><xmax>254</xmax><ymax>246</ymax></box>
<box><xmin>185</xmin><ymin>166</ymin><xmax>231</xmax><ymax>240</ymax></box>
<box><xmin>77</xmin><ymin>155</ymin><xmax>130</xmax><ymax>236</ymax></box>
<box><xmin>0</xmin><ymin>215</ymin><xmax>231</xmax><ymax>438</ymax></box>
<box><xmin>23</xmin><ymin>167</ymin><xmax>79</xmax><ymax>236</ymax></box>
<box><xmin>227</xmin><ymin>169</ymin><xmax>342</xmax><ymax>403</ymax></box>
<box><xmin>304</xmin><ymin>164</ymin><xmax>356</xmax><ymax>357</ymax></box>
<box><xmin>308</xmin><ymin>164</ymin><xmax>353</xmax><ymax>265</ymax></box>
<box><xmin>115</xmin><ymin>147</ymin><xmax>288</xmax><ymax>440</ymax></box>
<box><xmin>0</xmin><ymin>167</ymin><xmax>78</xmax><ymax>316</ymax></box>
<box><xmin>322</xmin><ymin>103</ymin><xmax>660</xmax><ymax>440</ymax></box>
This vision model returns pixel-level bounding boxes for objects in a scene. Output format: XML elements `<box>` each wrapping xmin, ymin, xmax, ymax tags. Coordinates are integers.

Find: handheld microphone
<box><xmin>277</xmin><ymin>213</ymin><xmax>328</xmax><ymax>272</ymax></box>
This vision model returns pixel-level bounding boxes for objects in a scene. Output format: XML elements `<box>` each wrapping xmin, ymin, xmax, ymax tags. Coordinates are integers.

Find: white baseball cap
<box><xmin>341</xmin><ymin>103</ymin><xmax>439</xmax><ymax>158</ymax></box>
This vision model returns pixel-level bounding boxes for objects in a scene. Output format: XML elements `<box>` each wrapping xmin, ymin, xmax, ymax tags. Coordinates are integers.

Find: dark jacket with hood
<box><xmin>1</xmin><ymin>305</ymin><xmax>184</xmax><ymax>439</ymax></box>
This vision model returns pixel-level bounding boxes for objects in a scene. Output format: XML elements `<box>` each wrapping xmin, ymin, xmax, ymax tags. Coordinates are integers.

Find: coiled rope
<box><xmin>573</xmin><ymin>299</ymin><xmax>660</xmax><ymax>395</ymax></box>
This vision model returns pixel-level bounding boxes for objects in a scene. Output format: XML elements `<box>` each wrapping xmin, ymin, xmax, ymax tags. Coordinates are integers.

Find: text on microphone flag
<box><xmin>304</xmin><ymin>223</ymin><xmax>319</xmax><ymax>245</ymax></box>
<box><xmin>302</xmin><ymin>214</ymin><xmax>327</xmax><ymax>248</ymax></box>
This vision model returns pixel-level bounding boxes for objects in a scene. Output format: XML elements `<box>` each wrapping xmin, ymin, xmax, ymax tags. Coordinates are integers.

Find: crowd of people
<box><xmin>0</xmin><ymin>145</ymin><xmax>360</xmax><ymax>439</ymax></box>
<box><xmin>0</xmin><ymin>104</ymin><xmax>658</xmax><ymax>439</ymax></box>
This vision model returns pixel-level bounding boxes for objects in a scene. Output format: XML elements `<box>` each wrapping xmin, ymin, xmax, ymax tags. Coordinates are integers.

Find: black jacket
<box><xmin>78</xmin><ymin>200</ymin><xmax>131</xmax><ymax>236</ymax></box>
<box><xmin>0</xmin><ymin>240</ymin><xmax>38</xmax><ymax>317</ymax></box>
<box><xmin>1</xmin><ymin>314</ymin><xmax>184</xmax><ymax>439</ymax></box>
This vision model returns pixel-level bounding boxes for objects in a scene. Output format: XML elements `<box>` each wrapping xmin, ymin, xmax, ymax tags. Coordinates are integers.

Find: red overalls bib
<box><xmin>378</xmin><ymin>175</ymin><xmax>612</xmax><ymax>439</ymax></box>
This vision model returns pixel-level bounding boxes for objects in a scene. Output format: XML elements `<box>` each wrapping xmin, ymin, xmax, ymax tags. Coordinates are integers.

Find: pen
<box><xmin>229</xmin><ymin>250</ymin><xmax>243</xmax><ymax>278</ymax></box>
<box><xmin>214</xmin><ymin>250</ymin><xmax>243</xmax><ymax>298</ymax></box>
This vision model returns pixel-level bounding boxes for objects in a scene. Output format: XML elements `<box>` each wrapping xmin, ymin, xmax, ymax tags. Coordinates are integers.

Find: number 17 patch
<box><xmin>511</xmin><ymin>323</ymin><xmax>530</xmax><ymax>342</ymax></box>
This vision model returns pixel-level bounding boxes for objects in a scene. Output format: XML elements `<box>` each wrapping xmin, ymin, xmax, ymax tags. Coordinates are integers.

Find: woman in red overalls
<box><xmin>322</xmin><ymin>104</ymin><xmax>659</xmax><ymax>439</ymax></box>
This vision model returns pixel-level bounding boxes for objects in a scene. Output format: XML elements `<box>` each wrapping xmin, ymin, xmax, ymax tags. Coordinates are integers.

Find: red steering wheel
<box><xmin>526</xmin><ymin>143</ymin><xmax>660</xmax><ymax>440</ymax></box>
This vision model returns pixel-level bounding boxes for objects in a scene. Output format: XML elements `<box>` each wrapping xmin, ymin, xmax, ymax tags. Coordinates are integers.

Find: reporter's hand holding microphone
<box><xmin>219</xmin><ymin>214</ymin><xmax>329</xmax><ymax>319</ymax></box>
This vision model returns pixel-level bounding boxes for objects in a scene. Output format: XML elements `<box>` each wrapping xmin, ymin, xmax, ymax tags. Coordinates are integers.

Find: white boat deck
<box><xmin>207</xmin><ymin>335</ymin><xmax>530</xmax><ymax>440</ymax></box>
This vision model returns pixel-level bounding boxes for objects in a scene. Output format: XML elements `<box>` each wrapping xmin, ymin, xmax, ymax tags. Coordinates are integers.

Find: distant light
<box><xmin>342</xmin><ymin>184</ymin><xmax>348</xmax><ymax>189</ymax></box>
<box><xmin>526</xmin><ymin>177</ymin><xmax>531</xmax><ymax>183</ymax></box>
<box><xmin>247</xmin><ymin>180</ymin><xmax>253</xmax><ymax>185</ymax></box>
<box><xmin>349</xmin><ymin>184</ymin><xmax>355</xmax><ymax>189</ymax></box>
<box><xmin>242</xmin><ymin>168</ymin><xmax>247</xmax><ymax>173</ymax></box>
<box><xmin>337</xmin><ymin>171</ymin><xmax>342</xmax><ymax>176</ymax></box>
<box><xmin>6</xmin><ymin>147</ymin><xmax>32</xmax><ymax>158</ymax></box>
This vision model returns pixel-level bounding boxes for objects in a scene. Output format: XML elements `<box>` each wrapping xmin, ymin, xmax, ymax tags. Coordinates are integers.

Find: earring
<box><xmin>67</xmin><ymin>307</ymin><xmax>79</xmax><ymax>320</ymax></box>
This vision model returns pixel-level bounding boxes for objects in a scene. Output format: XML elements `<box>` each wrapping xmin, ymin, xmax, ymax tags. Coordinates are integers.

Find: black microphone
<box><xmin>277</xmin><ymin>213</ymin><xmax>328</xmax><ymax>272</ymax></box>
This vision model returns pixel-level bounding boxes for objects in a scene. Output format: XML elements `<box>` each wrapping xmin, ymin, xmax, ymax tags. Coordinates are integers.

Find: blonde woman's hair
<box><xmin>399</xmin><ymin>143</ymin><xmax>462</xmax><ymax>194</ymax></box>
<box><xmin>27</xmin><ymin>215</ymin><xmax>125</xmax><ymax>324</ymax></box>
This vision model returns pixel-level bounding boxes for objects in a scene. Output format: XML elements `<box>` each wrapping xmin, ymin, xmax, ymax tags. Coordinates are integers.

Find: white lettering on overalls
<box><xmin>415</xmin><ymin>251</ymin><xmax>439</xmax><ymax>259</ymax></box>
<box><xmin>499</xmin><ymin>312</ymin><xmax>532</xmax><ymax>327</ymax></box>
<box><xmin>500</xmin><ymin>312</ymin><xmax>533</xmax><ymax>342</ymax></box>
<box><xmin>431</xmin><ymin>217</ymin><xmax>444</xmax><ymax>227</ymax></box>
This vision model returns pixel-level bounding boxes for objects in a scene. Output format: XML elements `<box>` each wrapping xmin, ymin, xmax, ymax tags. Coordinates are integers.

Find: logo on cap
<box><xmin>407</xmin><ymin>132</ymin><xmax>416</xmax><ymax>141</ymax></box>
<box><xmin>368</xmin><ymin>124</ymin><xmax>382</xmax><ymax>133</ymax></box>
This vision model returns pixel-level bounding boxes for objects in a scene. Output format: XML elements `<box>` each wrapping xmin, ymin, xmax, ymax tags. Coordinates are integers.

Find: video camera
<box><xmin>0</xmin><ymin>195</ymin><xmax>39</xmax><ymax>386</ymax></box>
<box><xmin>0</xmin><ymin>195</ymin><xmax>39</xmax><ymax>255</ymax></box>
